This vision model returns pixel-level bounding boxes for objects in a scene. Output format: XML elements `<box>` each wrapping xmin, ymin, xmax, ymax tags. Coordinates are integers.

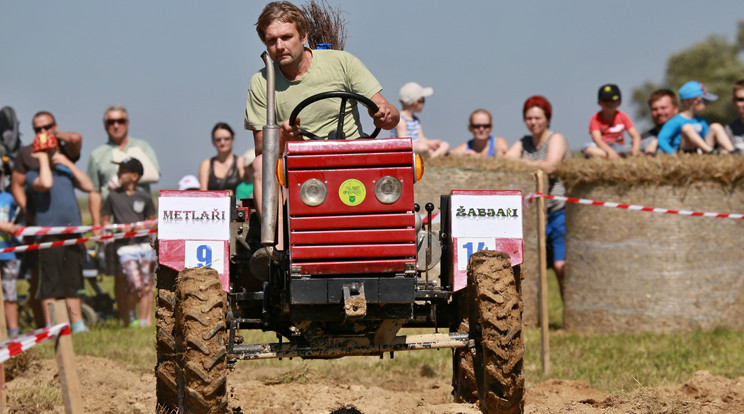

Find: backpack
<box><xmin>0</xmin><ymin>106</ymin><xmax>21</xmax><ymax>174</ymax></box>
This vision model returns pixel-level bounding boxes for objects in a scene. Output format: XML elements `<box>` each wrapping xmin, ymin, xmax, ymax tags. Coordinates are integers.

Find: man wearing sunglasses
<box><xmin>9</xmin><ymin>111</ymin><xmax>82</xmax><ymax>328</ymax></box>
<box><xmin>86</xmin><ymin>105</ymin><xmax>160</xmax><ymax>327</ymax></box>
<box><xmin>11</xmin><ymin>111</ymin><xmax>82</xmax><ymax>211</ymax></box>
<box><xmin>725</xmin><ymin>79</ymin><xmax>744</xmax><ymax>152</ymax></box>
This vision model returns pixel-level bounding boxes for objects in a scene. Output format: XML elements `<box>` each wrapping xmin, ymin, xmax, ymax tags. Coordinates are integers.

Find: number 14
<box><xmin>462</xmin><ymin>241</ymin><xmax>487</xmax><ymax>264</ymax></box>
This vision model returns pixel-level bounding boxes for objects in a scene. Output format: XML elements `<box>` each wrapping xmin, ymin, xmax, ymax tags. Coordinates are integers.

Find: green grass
<box><xmin>16</xmin><ymin>269</ymin><xmax>744</xmax><ymax>396</ymax></box>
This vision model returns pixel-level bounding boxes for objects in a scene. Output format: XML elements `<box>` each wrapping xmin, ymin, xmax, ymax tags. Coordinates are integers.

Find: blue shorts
<box><xmin>546</xmin><ymin>209</ymin><xmax>566</xmax><ymax>263</ymax></box>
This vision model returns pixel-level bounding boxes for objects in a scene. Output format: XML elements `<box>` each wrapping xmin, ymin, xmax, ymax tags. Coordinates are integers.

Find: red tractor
<box><xmin>155</xmin><ymin>54</ymin><xmax>525</xmax><ymax>414</ymax></box>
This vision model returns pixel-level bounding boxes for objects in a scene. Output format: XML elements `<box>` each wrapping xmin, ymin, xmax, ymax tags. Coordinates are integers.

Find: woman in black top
<box><xmin>198</xmin><ymin>122</ymin><xmax>245</xmax><ymax>192</ymax></box>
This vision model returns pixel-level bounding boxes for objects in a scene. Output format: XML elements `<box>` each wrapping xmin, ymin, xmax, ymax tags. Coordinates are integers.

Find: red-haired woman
<box><xmin>505</xmin><ymin>95</ymin><xmax>568</xmax><ymax>297</ymax></box>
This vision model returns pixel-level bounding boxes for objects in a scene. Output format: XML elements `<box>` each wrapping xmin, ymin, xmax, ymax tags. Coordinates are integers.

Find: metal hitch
<box><xmin>342</xmin><ymin>283</ymin><xmax>367</xmax><ymax>318</ymax></box>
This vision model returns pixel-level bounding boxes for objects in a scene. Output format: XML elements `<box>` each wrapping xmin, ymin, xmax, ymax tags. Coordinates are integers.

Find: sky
<box><xmin>1</xmin><ymin>1</ymin><xmax>743</xmax><ymax>191</ymax></box>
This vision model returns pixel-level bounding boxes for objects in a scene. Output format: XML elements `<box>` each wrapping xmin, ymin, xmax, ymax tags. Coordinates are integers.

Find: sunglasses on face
<box><xmin>33</xmin><ymin>123</ymin><xmax>55</xmax><ymax>133</ymax></box>
<box><xmin>470</xmin><ymin>124</ymin><xmax>491</xmax><ymax>129</ymax></box>
<box><xmin>735</xmin><ymin>97</ymin><xmax>744</xmax><ymax>102</ymax></box>
<box><xmin>106</xmin><ymin>118</ymin><xmax>128</xmax><ymax>126</ymax></box>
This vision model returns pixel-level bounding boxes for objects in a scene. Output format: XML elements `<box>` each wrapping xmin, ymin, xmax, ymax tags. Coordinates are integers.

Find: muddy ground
<box><xmin>6</xmin><ymin>355</ymin><xmax>744</xmax><ymax>413</ymax></box>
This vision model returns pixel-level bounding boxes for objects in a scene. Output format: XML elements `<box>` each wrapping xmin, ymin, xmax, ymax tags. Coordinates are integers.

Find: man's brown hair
<box><xmin>647</xmin><ymin>89</ymin><xmax>678</xmax><ymax>108</ymax></box>
<box><xmin>256</xmin><ymin>1</ymin><xmax>309</xmax><ymax>43</ymax></box>
<box><xmin>732</xmin><ymin>80</ymin><xmax>744</xmax><ymax>96</ymax></box>
<box><xmin>32</xmin><ymin>111</ymin><xmax>56</xmax><ymax>124</ymax></box>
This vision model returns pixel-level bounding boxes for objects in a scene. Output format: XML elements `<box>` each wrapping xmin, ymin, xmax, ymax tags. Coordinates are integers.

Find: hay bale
<box><xmin>558</xmin><ymin>155</ymin><xmax>744</xmax><ymax>334</ymax></box>
<box><xmin>415</xmin><ymin>156</ymin><xmax>544</xmax><ymax>326</ymax></box>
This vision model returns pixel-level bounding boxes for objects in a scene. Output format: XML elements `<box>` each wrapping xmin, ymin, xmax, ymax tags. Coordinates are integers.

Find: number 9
<box><xmin>196</xmin><ymin>244</ymin><xmax>213</xmax><ymax>268</ymax></box>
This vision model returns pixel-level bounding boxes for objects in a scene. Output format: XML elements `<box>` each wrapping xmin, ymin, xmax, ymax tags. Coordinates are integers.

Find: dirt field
<box><xmin>6</xmin><ymin>355</ymin><xmax>744</xmax><ymax>413</ymax></box>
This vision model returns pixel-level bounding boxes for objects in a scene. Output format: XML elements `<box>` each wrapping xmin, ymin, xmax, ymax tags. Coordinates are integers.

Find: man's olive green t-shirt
<box><xmin>245</xmin><ymin>49</ymin><xmax>382</xmax><ymax>140</ymax></box>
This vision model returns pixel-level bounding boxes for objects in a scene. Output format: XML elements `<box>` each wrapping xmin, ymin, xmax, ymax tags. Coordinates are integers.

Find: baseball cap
<box><xmin>398</xmin><ymin>82</ymin><xmax>433</xmax><ymax>105</ymax></box>
<box><xmin>32</xmin><ymin>132</ymin><xmax>58</xmax><ymax>152</ymax></box>
<box><xmin>112</xmin><ymin>157</ymin><xmax>144</xmax><ymax>176</ymax></box>
<box><xmin>678</xmin><ymin>80</ymin><xmax>718</xmax><ymax>101</ymax></box>
<box><xmin>598</xmin><ymin>84</ymin><xmax>621</xmax><ymax>102</ymax></box>
<box><xmin>178</xmin><ymin>174</ymin><xmax>200</xmax><ymax>190</ymax></box>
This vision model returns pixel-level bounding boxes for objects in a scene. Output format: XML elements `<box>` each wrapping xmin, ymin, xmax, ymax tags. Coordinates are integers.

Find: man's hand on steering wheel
<box><xmin>369</xmin><ymin>94</ymin><xmax>399</xmax><ymax>130</ymax></box>
<box><xmin>280</xmin><ymin>116</ymin><xmax>303</xmax><ymax>141</ymax></box>
<box><xmin>370</xmin><ymin>103</ymin><xmax>394</xmax><ymax>130</ymax></box>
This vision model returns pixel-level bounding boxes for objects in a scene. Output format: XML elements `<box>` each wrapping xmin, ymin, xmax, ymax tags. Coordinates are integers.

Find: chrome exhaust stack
<box><xmin>251</xmin><ymin>52</ymin><xmax>281</xmax><ymax>281</ymax></box>
<box><xmin>260</xmin><ymin>51</ymin><xmax>280</xmax><ymax>247</ymax></box>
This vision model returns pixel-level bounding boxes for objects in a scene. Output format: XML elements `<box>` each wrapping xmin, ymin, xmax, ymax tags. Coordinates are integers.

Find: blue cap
<box><xmin>679</xmin><ymin>81</ymin><xmax>718</xmax><ymax>101</ymax></box>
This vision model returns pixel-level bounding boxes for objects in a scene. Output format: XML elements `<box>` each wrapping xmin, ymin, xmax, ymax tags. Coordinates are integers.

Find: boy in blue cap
<box><xmin>657</xmin><ymin>81</ymin><xmax>738</xmax><ymax>154</ymax></box>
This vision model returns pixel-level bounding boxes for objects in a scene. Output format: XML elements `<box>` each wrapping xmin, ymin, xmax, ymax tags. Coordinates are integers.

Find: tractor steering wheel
<box><xmin>288</xmin><ymin>91</ymin><xmax>381</xmax><ymax>140</ymax></box>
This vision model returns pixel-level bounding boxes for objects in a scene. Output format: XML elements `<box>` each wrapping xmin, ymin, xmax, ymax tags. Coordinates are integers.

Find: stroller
<box><xmin>82</xmin><ymin>246</ymin><xmax>116</xmax><ymax>324</ymax></box>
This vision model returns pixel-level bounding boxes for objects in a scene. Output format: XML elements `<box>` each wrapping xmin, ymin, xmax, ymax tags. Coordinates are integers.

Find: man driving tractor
<box><xmin>244</xmin><ymin>0</ymin><xmax>400</xmax><ymax>217</ymax></box>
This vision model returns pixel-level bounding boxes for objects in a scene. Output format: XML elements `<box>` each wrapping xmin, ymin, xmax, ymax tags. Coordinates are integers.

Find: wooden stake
<box><xmin>48</xmin><ymin>301</ymin><xmax>83</xmax><ymax>414</ymax></box>
<box><xmin>535</xmin><ymin>170</ymin><xmax>550</xmax><ymax>374</ymax></box>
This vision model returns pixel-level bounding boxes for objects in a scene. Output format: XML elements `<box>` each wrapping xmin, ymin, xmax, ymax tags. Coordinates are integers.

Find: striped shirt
<box><xmin>520</xmin><ymin>133</ymin><xmax>566</xmax><ymax>213</ymax></box>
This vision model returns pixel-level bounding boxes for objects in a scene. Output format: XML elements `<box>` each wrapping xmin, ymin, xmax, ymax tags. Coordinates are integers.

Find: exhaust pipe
<box><xmin>260</xmin><ymin>51</ymin><xmax>280</xmax><ymax>247</ymax></box>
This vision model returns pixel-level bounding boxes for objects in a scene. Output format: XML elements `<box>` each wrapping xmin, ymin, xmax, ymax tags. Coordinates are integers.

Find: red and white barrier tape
<box><xmin>420</xmin><ymin>213</ymin><xmax>440</xmax><ymax>225</ymax></box>
<box><xmin>14</xmin><ymin>219</ymin><xmax>158</xmax><ymax>237</ymax></box>
<box><xmin>526</xmin><ymin>192</ymin><xmax>744</xmax><ymax>219</ymax></box>
<box><xmin>0</xmin><ymin>228</ymin><xmax>157</xmax><ymax>254</ymax></box>
<box><xmin>0</xmin><ymin>322</ymin><xmax>70</xmax><ymax>364</ymax></box>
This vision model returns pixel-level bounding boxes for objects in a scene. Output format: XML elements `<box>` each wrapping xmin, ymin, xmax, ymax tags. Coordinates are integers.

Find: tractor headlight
<box><xmin>300</xmin><ymin>178</ymin><xmax>327</xmax><ymax>207</ymax></box>
<box><xmin>375</xmin><ymin>176</ymin><xmax>402</xmax><ymax>204</ymax></box>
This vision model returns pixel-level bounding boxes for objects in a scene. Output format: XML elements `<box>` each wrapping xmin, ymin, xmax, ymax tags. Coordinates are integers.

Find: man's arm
<box><xmin>89</xmin><ymin>191</ymin><xmax>103</xmax><ymax>226</ymax></box>
<box><xmin>55</xmin><ymin>131</ymin><xmax>82</xmax><ymax>161</ymax></box>
<box><xmin>11</xmin><ymin>171</ymin><xmax>27</xmax><ymax>210</ymax></box>
<box><xmin>369</xmin><ymin>92</ymin><xmax>399</xmax><ymax>130</ymax></box>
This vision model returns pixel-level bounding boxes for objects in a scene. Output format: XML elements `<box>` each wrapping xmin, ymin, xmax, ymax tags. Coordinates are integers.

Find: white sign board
<box><xmin>158</xmin><ymin>191</ymin><xmax>232</xmax><ymax>291</ymax></box>
<box><xmin>449</xmin><ymin>190</ymin><xmax>523</xmax><ymax>292</ymax></box>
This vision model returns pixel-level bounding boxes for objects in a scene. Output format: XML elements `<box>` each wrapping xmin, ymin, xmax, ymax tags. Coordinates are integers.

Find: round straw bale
<box><xmin>415</xmin><ymin>156</ymin><xmax>544</xmax><ymax>326</ymax></box>
<box><xmin>558</xmin><ymin>155</ymin><xmax>744</xmax><ymax>334</ymax></box>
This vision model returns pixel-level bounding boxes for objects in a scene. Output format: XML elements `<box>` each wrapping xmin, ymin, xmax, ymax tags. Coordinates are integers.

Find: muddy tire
<box><xmin>452</xmin><ymin>289</ymin><xmax>478</xmax><ymax>403</ymax></box>
<box><xmin>468</xmin><ymin>250</ymin><xmax>524</xmax><ymax>414</ymax></box>
<box><xmin>175</xmin><ymin>267</ymin><xmax>228</xmax><ymax>414</ymax></box>
<box><xmin>155</xmin><ymin>265</ymin><xmax>180</xmax><ymax>413</ymax></box>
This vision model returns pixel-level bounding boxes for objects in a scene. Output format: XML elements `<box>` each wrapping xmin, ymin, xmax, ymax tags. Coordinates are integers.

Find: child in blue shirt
<box><xmin>657</xmin><ymin>81</ymin><xmax>739</xmax><ymax>154</ymax></box>
<box><xmin>0</xmin><ymin>186</ymin><xmax>20</xmax><ymax>337</ymax></box>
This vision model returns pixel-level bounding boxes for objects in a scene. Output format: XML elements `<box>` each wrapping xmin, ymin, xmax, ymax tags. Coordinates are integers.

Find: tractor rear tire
<box><xmin>175</xmin><ymin>267</ymin><xmax>228</xmax><ymax>414</ymax></box>
<box><xmin>452</xmin><ymin>288</ymin><xmax>477</xmax><ymax>404</ymax></box>
<box><xmin>155</xmin><ymin>266</ymin><xmax>179</xmax><ymax>413</ymax></box>
<box><xmin>468</xmin><ymin>250</ymin><xmax>524</xmax><ymax>414</ymax></box>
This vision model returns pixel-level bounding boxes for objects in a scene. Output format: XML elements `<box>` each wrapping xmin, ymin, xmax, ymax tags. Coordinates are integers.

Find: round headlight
<box><xmin>300</xmin><ymin>178</ymin><xmax>327</xmax><ymax>207</ymax></box>
<box><xmin>375</xmin><ymin>175</ymin><xmax>402</xmax><ymax>204</ymax></box>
